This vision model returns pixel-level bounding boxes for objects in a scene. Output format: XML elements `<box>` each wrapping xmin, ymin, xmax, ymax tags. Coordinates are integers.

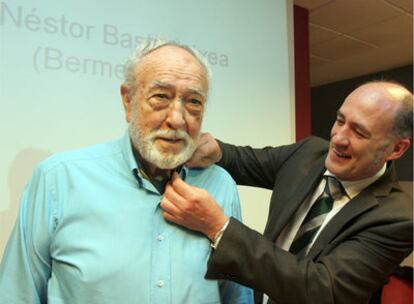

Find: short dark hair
<box><xmin>393</xmin><ymin>93</ymin><xmax>413</xmax><ymax>141</ymax></box>
<box><xmin>361</xmin><ymin>80</ymin><xmax>413</xmax><ymax>141</ymax></box>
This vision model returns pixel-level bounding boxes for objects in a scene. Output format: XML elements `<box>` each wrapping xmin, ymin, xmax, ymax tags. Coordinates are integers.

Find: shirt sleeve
<box><xmin>0</xmin><ymin>166</ymin><xmax>55</xmax><ymax>304</ymax></box>
<box><xmin>218</xmin><ymin>184</ymin><xmax>254</xmax><ymax>304</ymax></box>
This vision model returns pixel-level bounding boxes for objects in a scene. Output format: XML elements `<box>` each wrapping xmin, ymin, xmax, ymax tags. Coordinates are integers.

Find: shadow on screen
<box><xmin>0</xmin><ymin>148</ymin><xmax>51</xmax><ymax>256</ymax></box>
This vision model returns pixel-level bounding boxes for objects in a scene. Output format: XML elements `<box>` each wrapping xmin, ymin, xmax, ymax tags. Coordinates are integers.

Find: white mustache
<box><xmin>148</xmin><ymin>129</ymin><xmax>190</xmax><ymax>141</ymax></box>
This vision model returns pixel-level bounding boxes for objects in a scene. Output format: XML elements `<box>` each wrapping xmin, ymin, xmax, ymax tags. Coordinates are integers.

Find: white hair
<box><xmin>123</xmin><ymin>39</ymin><xmax>211</xmax><ymax>98</ymax></box>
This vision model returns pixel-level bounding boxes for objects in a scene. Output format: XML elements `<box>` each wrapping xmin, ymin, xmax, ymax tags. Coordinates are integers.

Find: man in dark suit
<box><xmin>160</xmin><ymin>81</ymin><xmax>413</xmax><ymax>303</ymax></box>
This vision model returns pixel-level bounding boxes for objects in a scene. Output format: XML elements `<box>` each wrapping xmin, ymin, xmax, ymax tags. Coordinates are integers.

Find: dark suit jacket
<box><xmin>205</xmin><ymin>137</ymin><xmax>413</xmax><ymax>304</ymax></box>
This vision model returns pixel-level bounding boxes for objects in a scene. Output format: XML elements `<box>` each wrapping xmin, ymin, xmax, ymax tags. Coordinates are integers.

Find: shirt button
<box><xmin>157</xmin><ymin>280</ymin><xmax>164</xmax><ymax>288</ymax></box>
<box><xmin>157</xmin><ymin>234</ymin><xmax>164</xmax><ymax>241</ymax></box>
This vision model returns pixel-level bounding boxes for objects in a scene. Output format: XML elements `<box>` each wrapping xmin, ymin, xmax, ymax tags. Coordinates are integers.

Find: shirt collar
<box><xmin>325</xmin><ymin>163</ymin><xmax>386</xmax><ymax>199</ymax></box>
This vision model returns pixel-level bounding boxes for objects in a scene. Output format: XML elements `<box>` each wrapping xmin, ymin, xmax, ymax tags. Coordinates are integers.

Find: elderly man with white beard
<box><xmin>0</xmin><ymin>40</ymin><xmax>253</xmax><ymax>304</ymax></box>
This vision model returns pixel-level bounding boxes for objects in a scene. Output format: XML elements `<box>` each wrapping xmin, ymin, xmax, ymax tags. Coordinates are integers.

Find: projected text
<box><xmin>1</xmin><ymin>1</ymin><xmax>230</xmax><ymax>78</ymax></box>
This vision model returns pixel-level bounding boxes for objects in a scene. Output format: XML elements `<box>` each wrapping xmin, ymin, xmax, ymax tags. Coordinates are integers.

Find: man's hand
<box><xmin>161</xmin><ymin>172</ymin><xmax>229</xmax><ymax>241</ymax></box>
<box><xmin>186</xmin><ymin>133</ymin><xmax>222</xmax><ymax>168</ymax></box>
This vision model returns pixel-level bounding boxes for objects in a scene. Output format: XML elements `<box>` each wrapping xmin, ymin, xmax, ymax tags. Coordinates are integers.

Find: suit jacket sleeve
<box><xmin>206</xmin><ymin>215</ymin><xmax>412</xmax><ymax>304</ymax></box>
<box><xmin>216</xmin><ymin>138</ymin><xmax>323</xmax><ymax>189</ymax></box>
<box><xmin>208</xmin><ymin>138</ymin><xmax>413</xmax><ymax>304</ymax></box>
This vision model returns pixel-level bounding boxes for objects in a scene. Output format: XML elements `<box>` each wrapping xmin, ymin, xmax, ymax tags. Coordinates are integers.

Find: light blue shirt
<box><xmin>0</xmin><ymin>133</ymin><xmax>253</xmax><ymax>304</ymax></box>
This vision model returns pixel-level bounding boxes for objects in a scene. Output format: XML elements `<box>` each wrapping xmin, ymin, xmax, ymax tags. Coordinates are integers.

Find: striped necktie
<box><xmin>289</xmin><ymin>176</ymin><xmax>343</xmax><ymax>257</ymax></box>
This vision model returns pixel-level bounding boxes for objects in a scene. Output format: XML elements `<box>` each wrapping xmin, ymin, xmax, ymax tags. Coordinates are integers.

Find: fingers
<box><xmin>196</xmin><ymin>133</ymin><xmax>211</xmax><ymax>149</ymax></box>
<box><xmin>161</xmin><ymin>175</ymin><xmax>228</xmax><ymax>239</ymax></box>
<box><xmin>170</xmin><ymin>172</ymin><xmax>198</xmax><ymax>198</ymax></box>
<box><xmin>186</xmin><ymin>133</ymin><xmax>216</xmax><ymax>168</ymax></box>
<box><xmin>162</xmin><ymin>181</ymin><xmax>187</xmax><ymax>219</ymax></box>
<box><xmin>186</xmin><ymin>152</ymin><xmax>205</xmax><ymax>168</ymax></box>
<box><xmin>160</xmin><ymin>196</ymin><xmax>183</xmax><ymax>224</ymax></box>
<box><xmin>163</xmin><ymin>210</ymin><xmax>180</xmax><ymax>224</ymax></box>
<box><xmin>164</xmin><ymin>180</ymin><xmax>185</xmax><ymax>204</ymax></box>
<box><xmin>160</xmin><ymin>195</ymin><xmax>179</xmax><ymax>215</ymax></box>
<box><xmin>162</xmin><ymin>179</ymin><xmax>196</xmax><ymax>222</ymax></box>
<box><xmin>185</xmin><ymin>158</ymin><xmax>201</xmax><ymax>169</ymax></box>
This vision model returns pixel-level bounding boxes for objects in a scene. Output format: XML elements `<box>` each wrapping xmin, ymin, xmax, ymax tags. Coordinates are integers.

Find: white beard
<box><xmin>129</xmin><ymin>119</ymin><xmax>199</xmax><ymax>170</ymax></box>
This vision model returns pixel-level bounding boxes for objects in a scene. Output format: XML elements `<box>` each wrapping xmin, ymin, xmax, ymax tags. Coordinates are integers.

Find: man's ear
<box><xmin>386</xmin><ymin>138</ymin><xmax>411</xmax><ymax>161</ymax></box>
<box><xmin>120</xmin><ymin>84</ymin><xmax>132</xmax><ymax>123</ymax></box>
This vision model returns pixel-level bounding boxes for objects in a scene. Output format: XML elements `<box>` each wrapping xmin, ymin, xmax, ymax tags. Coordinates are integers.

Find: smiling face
<box><xmin>121</xmin><ymin>45</ymin><xmax>209</xmax><ymax>172</ymax></box>
<box><xmin>325</xmin><ymin>83</ymin><xmax>410</xmax><ymax>181</ymax></box>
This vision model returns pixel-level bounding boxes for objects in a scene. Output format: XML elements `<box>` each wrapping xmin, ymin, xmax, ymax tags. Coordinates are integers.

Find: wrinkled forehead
<box><xmin>135</xmin><ymin>46</ymin><xmax>209</xmax><ymax>97</ymax></box>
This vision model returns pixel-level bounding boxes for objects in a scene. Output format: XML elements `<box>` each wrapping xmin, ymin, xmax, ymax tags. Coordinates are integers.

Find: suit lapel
<box><xmin>264</xmin><ymin>157</ymin><xmax>326</xmax><ymax>240</ymax></box>
<box><xmin>307</xmin><ymin>164</ymin><xmax>396</xmax><ymax>259</ymax></box>
<box><xmin>307</xmin><ymin>190</ymin><xmax>378</xmax><ymax>259</ymax></box>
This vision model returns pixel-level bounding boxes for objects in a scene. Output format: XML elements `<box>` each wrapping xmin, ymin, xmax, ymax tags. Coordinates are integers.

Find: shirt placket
<box><xmin>150</xmin><ymin>202</ymin><xmax>171</xmax><ymax>304</ymax></box>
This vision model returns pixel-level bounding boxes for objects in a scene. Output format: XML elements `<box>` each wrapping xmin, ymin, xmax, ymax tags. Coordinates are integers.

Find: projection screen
<box><xmin>0</xmin><ymin>0</ymin><xmax>295</xmax><ymax>257</ymax></box>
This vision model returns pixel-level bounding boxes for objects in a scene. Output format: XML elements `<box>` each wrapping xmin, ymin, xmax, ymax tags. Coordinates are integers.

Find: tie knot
<box><xmin>324</xmin><ymin>176</ymin><xmax>344</xmax><ymax>200</ymax></box>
